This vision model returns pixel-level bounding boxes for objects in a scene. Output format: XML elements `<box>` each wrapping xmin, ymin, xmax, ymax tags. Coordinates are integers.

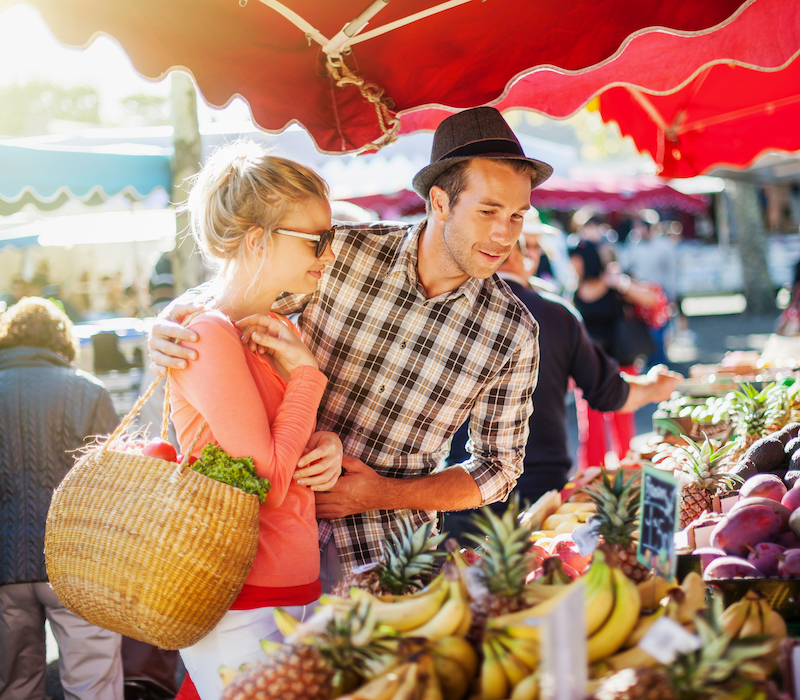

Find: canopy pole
<box><xmin>323</xmin><ymin>0</ymin><xmax>390</xmax><ymax>58</ymax></box>
<box><xmin>255</xmin><ymin>0</ymin><xmax>329</xmax><ymax>46</ymax></box>
<box><xmin>342</xmin><ymin>0</ymin><xmax>474</xmax><ymax>50</ymax></box>
<box><xmin>625</xmin><ymin>87</ymin><xmax>671</xmax><ymax>134</ymax></box>
<box><xmin>256</xmin><ymin>0</ymin><xmax>475</xmax><ymax>55</ymax></box>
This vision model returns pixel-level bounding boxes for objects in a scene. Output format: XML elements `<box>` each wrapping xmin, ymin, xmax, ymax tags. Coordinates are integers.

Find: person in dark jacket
<box><xmin>0</xmin><ymin>297</ymin><xmax>124</xmax><ymax>700</ymax></box>
<box><xmin>568</xmin><ymin>240</ymin><xmax>666</xmax><ymax>470</ymax></box>
<box><xmin>446</xmin><ymin>222</ymin><xmax>680</xmax><ymax>537</ymax></box>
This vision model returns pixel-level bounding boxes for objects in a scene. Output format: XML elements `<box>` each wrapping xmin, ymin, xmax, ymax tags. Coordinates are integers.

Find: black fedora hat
<box><xmin>412</xmin><ymin>107</ymin><xmax>553</xmax><ymax>198</ymax></box>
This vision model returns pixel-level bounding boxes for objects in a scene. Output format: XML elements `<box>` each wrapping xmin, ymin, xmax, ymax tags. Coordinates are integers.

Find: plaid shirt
<box><xmin>274</xmin><ymin>220</ymin><xmax>539</xmax><ymax>573</ymax></box>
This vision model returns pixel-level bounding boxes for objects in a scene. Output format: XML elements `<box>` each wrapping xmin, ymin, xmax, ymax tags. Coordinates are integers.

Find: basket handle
<box><xmin>103</xmin><ymin>311</ymin><xmax>209</xmax><ymax>467</ymax></box>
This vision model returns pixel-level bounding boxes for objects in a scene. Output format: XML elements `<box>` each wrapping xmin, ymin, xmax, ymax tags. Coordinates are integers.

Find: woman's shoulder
<box><xmin>185</xmin><ymin>309</ymin><xmax>238</xmax><ymax>342</ymax></box>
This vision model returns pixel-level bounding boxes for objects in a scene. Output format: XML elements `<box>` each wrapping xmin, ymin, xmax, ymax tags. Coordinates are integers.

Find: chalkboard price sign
<box><xmin>637</xmin><ymin>464</ymin><xmax>679</xmax><ymax>580</ymax></box>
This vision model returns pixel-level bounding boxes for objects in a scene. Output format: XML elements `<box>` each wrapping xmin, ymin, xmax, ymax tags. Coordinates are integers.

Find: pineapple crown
<box><xmin>583</xmin><ymin>469</ymin><xmax>640</xmax><ymax>546</ymax></box>
<box><xmin>665</xmin><ymin>603</ymin><xmax>774</xmax><ymax>699</ymax></box>
<box><xmin>673</xmin><ymin>436</ymin><xmax>740</xmax><ymax>494</ymax></box>
<box><xmin>377</xmin><ymin>515</ymin><xmax>447</xmax><ymax>595</ymax></box>
<box><xmin>314</xmin><ymin>603</ymin><xmax>396</xmax><ymax>676</ymax></box>
<box><xmin>729</xmin><ymin>382</ymin><xmax>789</xmax><ymax>437</ymax></box>
<box><xmin>465</xmin><ymin>495</ymin><xmax>533</xmax><ymax>598</ymax></box>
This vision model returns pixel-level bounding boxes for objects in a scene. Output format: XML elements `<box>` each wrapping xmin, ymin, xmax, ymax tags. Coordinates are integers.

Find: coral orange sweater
<box><xmin>169</xmin><ymin>310</ymin><xmax>327</xmax><ymax>590</ymax></box>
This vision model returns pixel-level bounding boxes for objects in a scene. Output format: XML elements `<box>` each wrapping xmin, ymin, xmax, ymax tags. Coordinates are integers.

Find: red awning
<box><xmin>9</xmin><ymin>0</ymin><xmax>752</xmax><ymax>153</ymax></box>
<box><xmin>346</xmin><ymin>175</ymin><xmax>709</xmax><ymax>219</ymax></box>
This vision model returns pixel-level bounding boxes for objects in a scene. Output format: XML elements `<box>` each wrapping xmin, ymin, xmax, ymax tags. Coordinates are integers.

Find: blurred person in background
<box><xmin>624</xmin><ymin>213</ymin><xmax>677</xmax><ymax>366</ymax></box>
<box><xmin>0</xmin><ymin>298</ymin><xmax>123</xmax><ymax>700</ymax></box>
<box><xmin>41</xmin><ymin>284</ymin><xmax>85</xmax><ymax>324</ymax></box>
<box><xmin>568</xmin><ymin>240</ymin><xmax>667</xmax><ymax>470</ymax></box>
<box><xmin>0</xmin><ymin>278</ymin><xmax>28</xmax><ymax>310</ymax></box>
<box><xmin>446</xmin><ymin>233</ymin><xmax>680</xmax><ymax>538</ymax></box>
<box><xmin>521</xmin><ymin>207</ymin><xmax>574</xmax><ymax>294</ymax></box>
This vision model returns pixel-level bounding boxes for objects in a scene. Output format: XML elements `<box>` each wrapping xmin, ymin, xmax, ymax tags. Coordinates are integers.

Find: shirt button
<box><xmin>378</xmin><ymin>385</ymin><xmax>385</xmax><ymax>393</ymax></box>
<box><xmin>400</xmin><ymin>341</ymin><xmax>406</xmax><ymax>349</ymax></box>
<box><xmin>357</xmin><ymin>428</ymin><xmax>363</xmax><ymax>435</ymax></box>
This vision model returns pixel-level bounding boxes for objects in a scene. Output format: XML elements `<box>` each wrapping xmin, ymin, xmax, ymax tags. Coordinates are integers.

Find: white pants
<box><xmin>179</xmin><ymin>603</ymin><xmax>312</xmax><ymax>700</ymax></box>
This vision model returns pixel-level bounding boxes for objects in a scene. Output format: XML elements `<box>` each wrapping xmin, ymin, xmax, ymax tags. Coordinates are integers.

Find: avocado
<box><xmin>743</xmin><ymin>436</ymin><xmax>787</xmax><ymax>472</ymax></box>
<box><xmin>777</xmin><ymin>422</ymin><xmax>800</xmax><ymax>445</ymax></box>
<box><xmin>785</xmin><ymin>469</ymin><xmax>800</xmax><ymax>489</ymax></box>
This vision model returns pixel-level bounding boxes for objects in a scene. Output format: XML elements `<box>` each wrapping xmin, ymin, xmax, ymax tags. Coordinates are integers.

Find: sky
<box><xmin>0</xmin><ymin>2</ymin><xmax>250</xmax><ymax>126</ymax></box>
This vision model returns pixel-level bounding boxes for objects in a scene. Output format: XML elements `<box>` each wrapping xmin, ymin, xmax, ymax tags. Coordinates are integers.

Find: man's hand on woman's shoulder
<box><xmin>147</xmin><ymin>299</ymin><xmax>205</xmax><ymax>374</ymax></box>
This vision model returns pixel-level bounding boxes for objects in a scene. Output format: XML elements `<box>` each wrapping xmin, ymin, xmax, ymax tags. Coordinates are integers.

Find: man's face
<box><xmin>521</xmin><ymin>233</ymin><xmax>542</xmax><ymax>275</ymax></box>
<box><xmin>439</xmin><ymin>159</ymin><xmax>532</xmax><ymax>279</ymax></box>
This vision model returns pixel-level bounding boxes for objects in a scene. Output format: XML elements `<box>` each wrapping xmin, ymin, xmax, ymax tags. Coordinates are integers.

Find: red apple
<box><xmin>142</xmin><ymin>438</ymin><xmax>178</xmax><ymax>463</ymax></box>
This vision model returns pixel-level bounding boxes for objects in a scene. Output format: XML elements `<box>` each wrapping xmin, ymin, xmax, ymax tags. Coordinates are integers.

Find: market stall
<box><xmin>17</xmin><ymin>2</ymin><xmax>800</xmax><ymax>699</ymax></box>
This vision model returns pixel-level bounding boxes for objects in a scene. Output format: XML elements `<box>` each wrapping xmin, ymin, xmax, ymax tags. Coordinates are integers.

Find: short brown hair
<box><xmin>425</xmin><ymin>158</ymin><xmax>539</xmax><ymax>215</ymax></box>
<box><xmin>0</xmin><ymin>297</ymin><xmax>78</xmax><ymax>362</ymax></box>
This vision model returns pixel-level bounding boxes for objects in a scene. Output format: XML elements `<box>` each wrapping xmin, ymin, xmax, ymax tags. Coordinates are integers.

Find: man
<box><xmin>149</xmin><ymin>107</ymin><xmax>551</xmax><ymax>581</ymax></box>
<box><xmin>447</xmin><ymin>213</ymin><xmax>682</xmax><ymax>527</ymax></box>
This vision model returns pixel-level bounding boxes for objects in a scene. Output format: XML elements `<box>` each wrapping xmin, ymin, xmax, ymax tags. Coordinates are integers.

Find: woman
<box><xmin>0</xmin><ymin>297</ymin><xmax>123</xmax><ymax>700</ymax></box>
<box><xmin>568</xmin><ymin>240</ymin><xmax>662</xmax><ymax>470</ymax></box>
<box><xmin>168</xmin><ymin>142</ymin><xmax>341</xmax><ymax>700</ymax></box>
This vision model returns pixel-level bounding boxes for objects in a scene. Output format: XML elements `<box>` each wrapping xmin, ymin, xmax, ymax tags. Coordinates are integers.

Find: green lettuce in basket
<box><xmin>190</xmin><ymin>443</ymin><xmax>270</xmax><ymax>503</ymax></box>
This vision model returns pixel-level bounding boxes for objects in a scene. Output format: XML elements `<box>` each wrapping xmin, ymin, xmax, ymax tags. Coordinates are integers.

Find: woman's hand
<box><xmin>235</xmin><ymin>314</ymin><xmax>318</xmax><ymax>373</ymax></box>
<box><xmin>293</xmin><ymin>432</ymin><xmax>343</xmax><ymax>491</ymax></box>
<box><xmin>147</xmin><ymin>300</ymin><xmax>206</xmax><ymax>375</ymax></box>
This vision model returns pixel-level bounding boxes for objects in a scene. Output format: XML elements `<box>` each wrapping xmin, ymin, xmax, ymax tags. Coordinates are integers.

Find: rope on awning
<box><xmin>253</xmin><ymin>0</ymin><xmax>472</xmax><ymax>151</ymax></box>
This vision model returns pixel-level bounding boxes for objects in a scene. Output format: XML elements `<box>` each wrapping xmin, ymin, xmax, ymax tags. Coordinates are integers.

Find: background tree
<box><xmin>0</xmin><ymin>81</ymin><xmax>100</xmax><ymax>135</ymax></box>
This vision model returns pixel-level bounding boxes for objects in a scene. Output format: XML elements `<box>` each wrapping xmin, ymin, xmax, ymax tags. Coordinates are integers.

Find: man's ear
<box><xmin>428</xmin><ymin>186</ymin><xmax>450</xmax><ymax>223</ymax></box>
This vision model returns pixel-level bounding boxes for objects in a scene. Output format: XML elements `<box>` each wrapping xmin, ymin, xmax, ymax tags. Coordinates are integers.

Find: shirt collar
<box><xmin>387</xmin><ymin>220</ymin><xmax>487</xmax><ymax>310</ymax></box>
<box><xmin>496</xmin><ymin>271</ymin><xmax>529</xmax><ymax>288</ymax></box>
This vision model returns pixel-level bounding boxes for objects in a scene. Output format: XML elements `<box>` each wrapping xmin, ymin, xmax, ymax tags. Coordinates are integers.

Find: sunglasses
<box><xmin>273</xmin><ymin>225</ymin><xmax>337</xmax><ymax>257</ymax></box>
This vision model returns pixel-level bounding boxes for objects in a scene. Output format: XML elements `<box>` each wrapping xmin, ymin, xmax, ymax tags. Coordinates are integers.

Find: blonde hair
<box><xmin>0</xmin><ymin>297</ymin><xmax>78</xmax><ymax>362</ymax></box>
<box><xmin>186</xmin><ymin>141</ymin><xmax>329</xmax><ymax>280</ymax></box>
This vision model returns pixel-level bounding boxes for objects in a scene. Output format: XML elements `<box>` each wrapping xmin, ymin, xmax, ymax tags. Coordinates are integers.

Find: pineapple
<box><xmin>727</xmin><ymin>383</ymin><xmax>790</xmax><ymax>461</ymax></box>
<box><xmin>672</xmin><ymin>437</ymin><xmax>738</xmax><ymax>529</ymax></box>
<box><xmin>222</xmin><ymin>606</ymin><xmax>393</xmax><ymax>700</ymax></box>
<box><xmin>332</xmin><ymin>515</ymin><xmax>446</xmax><ymax>597</ymax></box>
<box><xmin>590</xmin><ymin>608</ymin><xmax>776</xmax><ymax>700</ymax></box>
<box><xmin>583</xmin><ymin>469</ymin><xmax>651</xmax><ymax>583</ymax></box>
<box><xmin>465</xmin><ymin>496</ymin><xmax>534</xmax><ymax>624</ymax></box>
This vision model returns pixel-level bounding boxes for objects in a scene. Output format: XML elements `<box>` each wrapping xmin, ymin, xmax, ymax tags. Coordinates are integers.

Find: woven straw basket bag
<box><xmin>44</xmin><ymin>373</ymin><xmax>260</xmax><ymax>650</ymax></box>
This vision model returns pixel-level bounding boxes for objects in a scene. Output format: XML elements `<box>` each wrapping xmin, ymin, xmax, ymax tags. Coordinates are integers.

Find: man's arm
<box><xmin>314</xmin><ymin>324</ymin><xmax>538</xmax><ymax>518</ymax></box>
<box><xmin>618</xmin><ymin>365</ymin><xmax>683</xmax><ymax>413</ymax></box>
<box><xmin>314</xmin><ymin>456</ymin><xmax>481</xmax><ymax>519</ymax></box>
<box><xmin>565</xmin><ymin>300</ymin><xmax>682</xmax><ymax>414</ymax></box>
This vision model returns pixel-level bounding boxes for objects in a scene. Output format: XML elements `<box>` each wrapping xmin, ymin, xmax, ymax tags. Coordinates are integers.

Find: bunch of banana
<box><xmin>540</xmin><ymin>502</ymin><xmax>597</xmax><ymax>534</ymax></box>
<box><xmin>717</xmin><ymin>588</ymin><xmax>788</xmax><ymax>674</ymax></box>
<box><xmin>595</xmin><ymin>571</ymin><xmax>709</xmax><ymax>675</ymax></box>
<box><xmin>486</xmin><ymin>548</ymin><xmax>619</xmax><ymax>649</ymax></box>
<box><xmin>336</xmin><ymin>563</ymin><xmax>472</xmax><ymax>642</ymax></box>
<box><xmin>334</xmin><ymin>641</ymin><xmax>478</xmax><ymax>700</ymax></box>
<box><xmin>478</xmin><ymin>632</ymin><xmax>540</xmax><ymax>700</ymax></box>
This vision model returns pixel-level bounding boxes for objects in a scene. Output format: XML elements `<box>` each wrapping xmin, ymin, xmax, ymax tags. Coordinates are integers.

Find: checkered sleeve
<box><xmin>455</xmin><ymin>321</ymin><xmax>539</xmax><ymax>506</ymax></box>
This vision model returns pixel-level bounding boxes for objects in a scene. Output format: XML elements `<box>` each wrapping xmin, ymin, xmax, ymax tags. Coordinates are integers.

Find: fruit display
<box><xmin>207</xmin><ymin>488</ymin><xmax>800</xmax><ymax>700</ymax></box>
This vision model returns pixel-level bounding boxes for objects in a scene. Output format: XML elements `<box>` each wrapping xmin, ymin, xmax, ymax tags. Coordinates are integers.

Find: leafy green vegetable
<box><xmin>190</xmin><ymin>443</ymin><xmax>270</xmax><ymax>503</ymax></box>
